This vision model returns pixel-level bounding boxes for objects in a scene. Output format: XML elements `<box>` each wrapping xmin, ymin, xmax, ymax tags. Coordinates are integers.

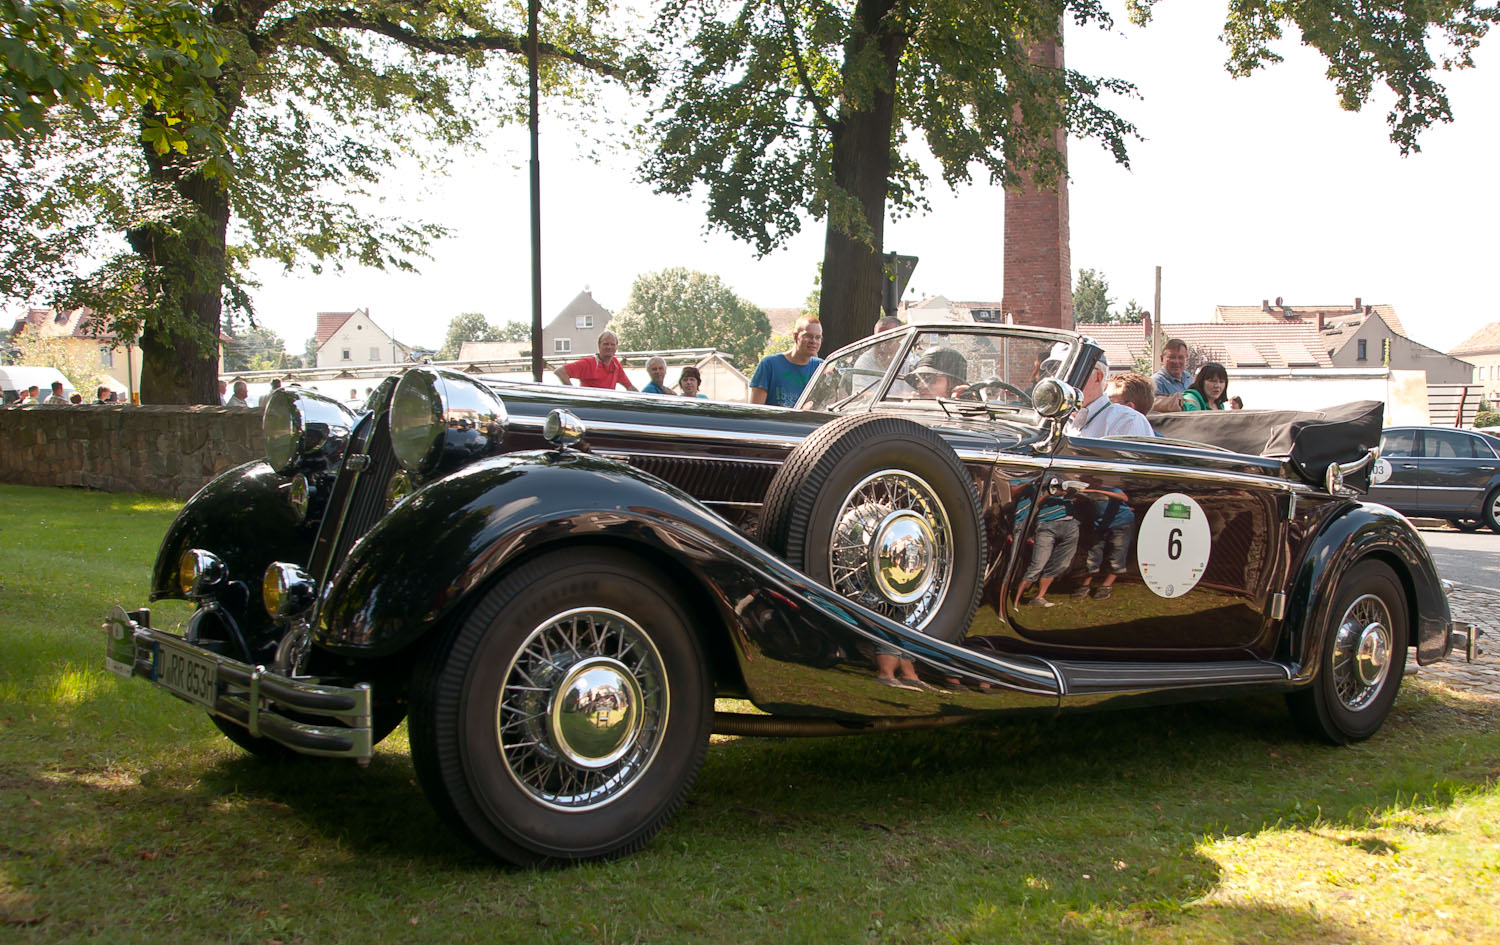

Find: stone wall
<box><xmin>0</xmin><ymin>405</ymin><xmax>265</xmax><ymax>500</ymax></box>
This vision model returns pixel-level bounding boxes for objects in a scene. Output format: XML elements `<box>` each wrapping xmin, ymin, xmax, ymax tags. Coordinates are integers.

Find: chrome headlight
<box><xmin>263</xmin><ymin>387</ymin><xmax>356</xmax><ymax>475</ymax></box>
<box><xmin>389</xmin><ymin>368</ymin><xmax>507</xmax><ymax>477</ymax></box>
<box><xmin>262</xmin><ymin>562</ymin><xmax>317</xmax><ymax>619</ymax></box>
<box><xmin>1032</xmin><ymin>378</ymin><xmax>1080</xmax><ymax>419</ymax></box>
<box><xmin>178</xmin><ymin>549</ymin><xmax>226</xmax><ymax>599</ymax></box>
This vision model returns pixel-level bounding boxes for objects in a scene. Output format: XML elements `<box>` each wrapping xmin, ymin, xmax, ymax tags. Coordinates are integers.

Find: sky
<box><xmin>245</xmin><ymin>3</ymin><xmax>1500</xmax><ymax>357</ymax></box>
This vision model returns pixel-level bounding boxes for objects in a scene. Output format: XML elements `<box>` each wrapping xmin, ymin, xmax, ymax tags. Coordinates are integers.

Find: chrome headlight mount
<box><xmin>1031</xmin><ymin>378</ymin><xmax>1082</xmax><ymax>454</ymax></box>
<box><xmin>263</xmin><ymin>387</ymin><xmax>357</xmax><ymax>475</ymax></box>
<box><xmin>389</xmin><ymin>367</ymin><xmax>508</xmax><ymax>478</ymax></box>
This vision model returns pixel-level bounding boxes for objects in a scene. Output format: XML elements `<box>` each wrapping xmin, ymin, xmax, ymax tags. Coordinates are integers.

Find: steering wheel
<box><xmin>957</xmin><ymin>379</ymin><xmax>1032</xmax><ymax>407</ymax></box>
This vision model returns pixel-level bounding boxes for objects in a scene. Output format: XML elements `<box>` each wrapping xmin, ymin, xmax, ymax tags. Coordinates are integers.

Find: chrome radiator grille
<box><xmin>308</xmin><ymin>411</ymin><xmax>399</xmax><ymax>589</ymax></box>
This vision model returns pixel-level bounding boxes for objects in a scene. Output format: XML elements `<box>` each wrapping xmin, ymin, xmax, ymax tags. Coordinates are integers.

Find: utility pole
<box><xmin>527</xmin><ymin>0</ymin><xmax>543</xmax><ymax>382</ymax></box>
<box><xmin>1152</xmin><ymin>266</ymin><xmax>1163</xmax><ymax>367</ymax></box>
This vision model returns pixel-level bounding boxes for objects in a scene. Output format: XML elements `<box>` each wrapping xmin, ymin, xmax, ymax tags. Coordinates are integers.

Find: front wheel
<box><xmin>409</xmin><ymin>549</ymin><xmax>712</xmax><ymax>866</ymax></box>
<box><xmin>1287</xmin><ymin>560</ymin><xmax>1408</xmax><ymax>744</ymax></box>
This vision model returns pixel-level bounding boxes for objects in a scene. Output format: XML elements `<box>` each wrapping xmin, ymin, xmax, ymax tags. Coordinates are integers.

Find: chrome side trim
<box><xmin>1269</xmin><ymin>591</ymin><xmax>1288</xmax><ymax>620</ymax></box>
<box><xmin>1054</xmin><ymin>457</ymin><xmax>1311</xmax><ymax>492</ymax></box>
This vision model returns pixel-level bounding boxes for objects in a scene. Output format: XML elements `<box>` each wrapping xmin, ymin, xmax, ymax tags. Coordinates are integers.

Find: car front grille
<box><xmin>308</xmin><ymin>410</ymin><xmax>399</xmax><ymax>593</ymax></box>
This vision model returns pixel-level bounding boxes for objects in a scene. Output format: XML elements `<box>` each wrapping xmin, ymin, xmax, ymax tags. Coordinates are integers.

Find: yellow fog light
<box><xmin>178</xmin><ymin>549</ymin><xmax>226</xmax><ymax>599</ymax></box>
<box><xmin>262</xmin><ymin>562</ymin><xmax>317</xmax><ymax>619</ymax></box>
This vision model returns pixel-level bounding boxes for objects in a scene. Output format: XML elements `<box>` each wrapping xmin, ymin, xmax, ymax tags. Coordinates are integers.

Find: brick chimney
<box><xmin>1143</xmin><ymin>312</ymin><xmax>1153</xmax><ymax>340</ymax></box>
<box><xmin>1354</xmin><ymin>296</ymin><xmax>1361</xmax><ymax>311</ymax></box>
<box><xmin>1001</xmin><ymin>32</ymin><xmax>1071</xmax><ymax>331</ymax></box>
<box><xmin>1317</xmin><ymin>311</ymin><xmax>1325</xmax><ymax>332</ymax></box>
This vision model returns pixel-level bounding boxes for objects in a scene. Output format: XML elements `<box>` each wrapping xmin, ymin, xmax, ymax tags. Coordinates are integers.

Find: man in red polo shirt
<box><xmin>554</xmin><ymin>330</ymin><xmax>637</xmax><ymax>391</ymax></box>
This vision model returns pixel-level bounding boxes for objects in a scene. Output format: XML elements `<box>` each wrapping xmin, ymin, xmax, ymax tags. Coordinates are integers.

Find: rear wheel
<box><xmin>409</xmin><ymin>549</ymin><xmax>711</xmax><ymax>866</ymax></box>
<box><xmin>1287</xmin><ymin>560</ymin><xmax>1407</xmax><ymax>744</ymax></box>
<box><xmin>1483</xmin><ymin>487</ymin><xmax>1500</xmax><ymax>534</ymax></box>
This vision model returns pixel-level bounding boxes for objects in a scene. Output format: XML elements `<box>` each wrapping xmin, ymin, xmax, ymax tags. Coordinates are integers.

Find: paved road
<box><xmin>1411</xmin><ymin>521</ymin><xmax>1500</xmax><ymax>589</ymax></box>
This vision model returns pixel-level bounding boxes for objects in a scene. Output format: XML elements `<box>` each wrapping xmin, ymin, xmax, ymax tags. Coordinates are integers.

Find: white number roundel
<box><xmin>1370</xmin><ymin>457</ymin><xmax>1393</xmax><ymax>485</ymax></box>
<box><xmin>1136</xmin><ymin>493</ymin><xmax>1211</xmax><ymax>598</ymax></box>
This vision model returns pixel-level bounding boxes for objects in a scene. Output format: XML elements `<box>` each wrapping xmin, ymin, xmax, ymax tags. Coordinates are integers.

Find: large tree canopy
<box><xmin>642</xmin><ymin>0</ymin><xmax>1497</xmax><ymax>354</ymax></box>
<box><xmin>2</xmin><ymin>0</ymin><xmax>634</xmax><ymax>403</ymax></box>
<box><xmin>611</xmin><ymin>267</ymin><xmax>771</xmax><ymax>370</ymax></box>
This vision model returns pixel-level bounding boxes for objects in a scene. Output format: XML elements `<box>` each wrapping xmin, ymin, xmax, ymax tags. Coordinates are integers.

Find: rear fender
<box><xmin>314</xmin><ymin>452</ymin><xmax>1060</xmax><ymax>713</ymax></box>
<box><xmin>1283</xmin><ymin>502</ymin><xmax>1450</xmax><ymax>679</ymax></box>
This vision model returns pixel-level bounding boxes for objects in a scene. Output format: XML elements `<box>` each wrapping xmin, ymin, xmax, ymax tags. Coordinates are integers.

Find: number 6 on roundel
<box><xmin>1137</xmin><ymin>493</ymin><xmax>1211</xmax><ymax>598</ymax></box>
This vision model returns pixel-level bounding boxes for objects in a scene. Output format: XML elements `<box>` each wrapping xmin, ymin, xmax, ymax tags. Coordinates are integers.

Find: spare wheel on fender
<box><xmin>759</xmin><ymin>413</ymin><xmax>986</xmax><ymax>642</ymax></box>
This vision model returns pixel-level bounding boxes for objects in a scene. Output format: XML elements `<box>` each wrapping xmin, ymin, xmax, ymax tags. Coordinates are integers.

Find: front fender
<box><xmin>150</xmin><ymin>460</ymin><xmax>315</xmax><ymax>627</ymax></box>
<box><xmin>1284</xmin><ymin>501</ymin><xmax>1450</xmax><ymax>680</ymax></box>
<box><xmin>315</xmin><ymin>451</ymin><xmax>1060</xmax><ymax>714</ymax></box>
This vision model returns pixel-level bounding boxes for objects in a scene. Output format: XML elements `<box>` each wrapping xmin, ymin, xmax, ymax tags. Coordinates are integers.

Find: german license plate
<box><xmin>155</xmin><ymin>639</ymin><xmax>217</xmax><ymax>708</ymax></box>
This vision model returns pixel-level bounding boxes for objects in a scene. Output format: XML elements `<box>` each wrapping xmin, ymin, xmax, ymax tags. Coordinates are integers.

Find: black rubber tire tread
<box><xmin>758</xmin><ymin>412</ymin><xmax>985</xmax><ymax>640</ymax></box>
<box><xmin>1286</xmin><ymin>560</ymin><xmax>1408</xmax><ymax>745</ymax></box>
<box><xmin>1483</xmin><ymin>486</ymin><xmax>1500</xmax><ymax>534</ymax></box>
<box><xmin>408</xmin><ymin>548</ymin><xmax>712</xmax><ymax>867</ymax></box>
<box><xmin>1449</xmin><ymin>518</ymin><xmax>1482</xmax><ymax>533</ymax></box>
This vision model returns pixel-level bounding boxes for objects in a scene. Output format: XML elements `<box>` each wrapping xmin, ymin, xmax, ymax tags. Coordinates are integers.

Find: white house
<box><xmin>314</xmin><ymin>309</ymin><xmax>410</xmax><ymax>368</ymax></box>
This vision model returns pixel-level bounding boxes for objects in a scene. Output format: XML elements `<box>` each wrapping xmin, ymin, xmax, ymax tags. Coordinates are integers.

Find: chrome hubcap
<box><xmin>549</xmin><ymin>658</ymin><xmax>643</xmax><ymax>769</ymax></box>
<box><xmin>497</xmin><ymin>608</ymin><xmax>667</xmax><ymax>810</ymax></box>
<box><xmin>1331</xmin><ymin>593</ymin><xmax>1392</xmax><ymax>711</ymax></box>
<box><xmin>872</xmin><ymin>511</ymin><xmax>936</xmax><ymax>603</ymax></box>
<box><xmin>829</xmin><ymin>470</ymin><xmax>952</xmax><ymax>629</ymax></box>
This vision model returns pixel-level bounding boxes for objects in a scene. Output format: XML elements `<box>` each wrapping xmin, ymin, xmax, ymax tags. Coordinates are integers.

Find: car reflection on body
<box><xmin>103</xmin><ymin>322</ymin><xmax>1469</xmax><ymax>867</ymax></box>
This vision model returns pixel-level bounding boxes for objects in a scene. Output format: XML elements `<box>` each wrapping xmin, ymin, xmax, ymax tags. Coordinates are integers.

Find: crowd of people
<box><xmin>4</xmin><ymin>380</ymin><xmax>124</xmax><ymax>406</ymax></box>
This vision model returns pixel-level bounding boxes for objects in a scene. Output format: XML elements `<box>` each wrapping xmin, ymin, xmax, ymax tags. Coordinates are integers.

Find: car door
<box><xmin>1367</xmin><ymin>428</ymin><xmax>1420</xmax><ymax>515</ymax></box>
<box><xmin>1001</xmin><ymin>436</ymin><xmax>1289</xmax><ymax>657</ymax></box>
<box><xmin>1417</xmin><ymin>428</ymin><xmax>1499</xmax><ymax>517</ymax></box>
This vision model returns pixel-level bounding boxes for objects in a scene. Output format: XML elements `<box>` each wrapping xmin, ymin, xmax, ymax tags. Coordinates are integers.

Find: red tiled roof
<box><xmin>10</xmin><ymin>306</ymin><xmax>118</xmax><ymax>342</ymax></box>
<box><xmin>1214</xmin><ymin>302</ymin><xmax>1405</xmax><ymax>337</ymax></box>
<box><xmin>1451</xmin><ymin>321</ymin><xmax>1500</xmax><ymax>355</ymax></box>
<box><xmin>1083</xmin><ymin>322</ymin><xmax>1335</xmax><ymax>372</ymax></box>
<box><xmin>315</xmin><ymin>311</ymin><xmax>357</xmax><ymax>346</ymax></box>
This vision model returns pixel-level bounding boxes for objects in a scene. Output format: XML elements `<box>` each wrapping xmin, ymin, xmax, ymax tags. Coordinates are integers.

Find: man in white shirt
<box><xmin>1067</xmin><ymin>355</ymin><xmax>1154</xmax><ymax>439</ymax></box>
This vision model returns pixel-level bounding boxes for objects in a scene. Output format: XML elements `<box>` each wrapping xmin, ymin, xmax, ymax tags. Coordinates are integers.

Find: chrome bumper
<box><xmin>1440</xmin><ymin>580</ymin><xmax>1480</xmax><ymax>663</ymax></box>
<box><xmin>103</xmin><ymin>604</ymin><xmax>374</xmax><ymax>763</ymax></box>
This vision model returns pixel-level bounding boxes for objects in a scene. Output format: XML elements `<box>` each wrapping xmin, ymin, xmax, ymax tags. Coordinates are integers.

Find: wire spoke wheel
<box><xmin>1328</xmin><ymin>593</ymin><xmax>1392</xmax><ymax>712</ymax></box>
<box><xmin>498</xmin><ymin>608</ymin><xmax>668</xmax><ymax>810</ymax></box>
<box><xmin>828</xmin><ymin>470</ymin><xmax>952</xmax><ymax>629</ymax></box>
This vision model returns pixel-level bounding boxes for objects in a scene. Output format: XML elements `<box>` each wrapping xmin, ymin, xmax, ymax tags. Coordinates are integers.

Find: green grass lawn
<box><xmin>2</xmin><ymin>483</ymin><xmax>1497</xmax><ymax>944</ymax></box>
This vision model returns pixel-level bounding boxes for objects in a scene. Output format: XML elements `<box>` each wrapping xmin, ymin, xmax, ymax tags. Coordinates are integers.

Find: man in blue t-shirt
<box><xmin>750</xmin><ymin>316</ymin><xmax>823</xmax><ymax>407</ymax></box>
<box><xmin>1151</xmin><ymin>338</ymin><xmax>1189</xmax><ymax>396</ymax></box>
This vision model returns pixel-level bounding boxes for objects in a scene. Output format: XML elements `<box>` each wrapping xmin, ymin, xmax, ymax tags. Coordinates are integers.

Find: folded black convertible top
<box><xmin>1149</xmin><ymin>400</ymin><xmax>1384</xmax><ymax>490</ymax></box>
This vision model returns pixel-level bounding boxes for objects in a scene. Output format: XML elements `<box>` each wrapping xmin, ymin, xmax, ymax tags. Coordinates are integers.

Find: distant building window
<box><xmin>1356</xmin><ymin>339</ymin><xmax>1367</xmax><ymax>361</ymax></box>
<box><xmin>555</xmin><ymin>338</ymin><xmax>572</xmax><ymax>354</ymax></box>
<box><xmin>99</xmin><ymin>347</ymin><xmax>113</xmax><ymax>367</ymax></box>
<box><xmin>575</xmin><ymin>315</ymin><xmax>593</xmax><ymax>330</ymax></box>
<box><xmin>341</xmin><ymin>348</ymin><xmax>351</xmax><ymax>361</ymax></box>
<box><xmin>369</xmin><ymin>347</ymin><xmax>380</xmax><ymax>360</ymax></box>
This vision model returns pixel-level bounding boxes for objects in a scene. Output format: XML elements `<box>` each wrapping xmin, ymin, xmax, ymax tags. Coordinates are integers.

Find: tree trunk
<box><xmin>816</xmin><ymin>0</ymin><xmax>907</xmax><ymax>355</ymax></box>
<box><xmin>128</xmin><ymin>120</ymin><xmax>234</xmax><ymax>405</ymax></box>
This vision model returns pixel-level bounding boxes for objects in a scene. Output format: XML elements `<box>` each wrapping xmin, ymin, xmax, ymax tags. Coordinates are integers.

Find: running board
<box><xmin>1051</xmin><ymin>659</ymin><xmax>1290</xmax><ymax>697</ymax></box>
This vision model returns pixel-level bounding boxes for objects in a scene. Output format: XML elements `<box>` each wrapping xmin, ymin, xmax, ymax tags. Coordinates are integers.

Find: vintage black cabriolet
<box><xmin>105</xmin><ymin>323</ymin><xmax>1469</xmax><ymax>866</ymax></box>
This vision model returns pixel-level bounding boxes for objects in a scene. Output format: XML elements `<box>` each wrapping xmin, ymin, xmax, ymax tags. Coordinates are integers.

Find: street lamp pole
<box><xmin>527</xmin><ymin>0</ymin><xmax>543</xmax><ymax>382</ymax></box>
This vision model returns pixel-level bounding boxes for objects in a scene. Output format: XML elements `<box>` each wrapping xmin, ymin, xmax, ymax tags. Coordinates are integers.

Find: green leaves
<box><xmin>611</xmin><ymin>267</ymin><xmax>772</xmax><ymax>370</ymax></box>
<box><xmin>1222</xmin><ymin>0</ymin><xmax>1500</xmax><ymax>154</ymax></box>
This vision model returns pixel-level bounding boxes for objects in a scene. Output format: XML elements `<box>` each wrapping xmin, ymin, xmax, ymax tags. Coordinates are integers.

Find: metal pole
<box><xmin>1152</xmin><ymin>266</ymin><xmax>1163</xmax><ymax>366</ymax></box>
<box><xmin>527</xmin><ymin>0</ymin><xmax>543</xmax><ymax>382</ymax></box>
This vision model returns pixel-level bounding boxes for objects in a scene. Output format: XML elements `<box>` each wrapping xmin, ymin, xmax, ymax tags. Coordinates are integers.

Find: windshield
<box><xmin>801</xmin><ymin>328</ymin><xmax>1073</xmax><ymax>413</ymax></box>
